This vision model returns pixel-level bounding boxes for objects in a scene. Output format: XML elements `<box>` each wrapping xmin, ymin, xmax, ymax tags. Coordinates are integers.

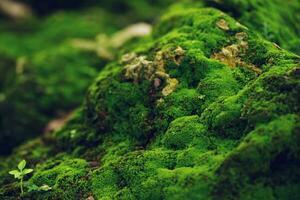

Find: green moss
<box><xmin>213</xmin><ymin>114</ymin><xmax>300</xmax><ymax>199</ymax></box>
<box><xmin>197</xmin><ymin>65</ymin><xmax>245</xmax><ymax>110</ymax></box>
<box><xmin>91</xmin><ymin>166</ymin><xmax>120</xmax><ymax>199</ymax></box>
<box><xmin>155</xmin><ymin>88</ymin><xmax>204</xmax><ymax>132</ymax></box>
<box><xmin>241</xmin><ymin>65</ymin><xmax>300</xmax><ymax>126</ymax></box>
<box><xmin>28</xmin><ymin>157</ymin><xmax>90</xmax><ymax>199</ymax></box>
<box><xmin>90</xmin><ymin>149</ymin><xmax>176</xmax><ymax>199</ymax></box>
<box><xmin>200</xmin><ymin>93</ymin><xmax>246</xmax><ymax>139</ymax></box>
<box><xmin>54</xmin><ymin>5</ymin><xmax>299</xmax><ymax>199</ymax></box>
<box><xmin>161</xmin><ymin>115</ymin><xmax>206</xmax><ymax>149</ymax></box>
<box><xmin>86</xmin><ymin>65</ymin><xmax>151</xmax><ymax>141</ymax></box>
<box><xmin>1</xmin><ymin>1</ymin><xmax>300</xmax><ymax>199</ymax></box>
<box><xmin>84</xmin><ymin>5</ymin><xmax>299</xmax><ymax>199</ymax></box>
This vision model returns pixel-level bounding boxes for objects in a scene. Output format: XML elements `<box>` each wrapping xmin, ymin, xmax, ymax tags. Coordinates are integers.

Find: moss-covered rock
<box><xmin>0</xmin><ymin>1</ymin><xmax>299</xmax><ymax>199</ymax></box>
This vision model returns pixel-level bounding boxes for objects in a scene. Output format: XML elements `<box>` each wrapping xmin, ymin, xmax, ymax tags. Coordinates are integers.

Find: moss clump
<box><xmin>162</xmin><ymin>115</ymin><xmax>206</xmax><ymax>149</ymax></box>
<box><xmin>155</xmin><ymin>88</ymin><xmax>204</xmax><ymax>135</ymax></box>
<box><xmin>49</xmin><ymin>5</ymin><xmax>299</xmax><ymax>199</ymax></box>
<box><xmin>213</xmin><ymin>114</ymin><xmax>300</xmax><ymax>200</ymax></box>
<box><xmin>0</xmin><ymin>1</ymin><xmax>299</xmax><ymax>199</ymax></box>
<box><xmin>28</xmin><ymin>157</ymin><xmax>89</xmax><ymax>199</ymax></box>
<box><xmin>85</xmin><ymin>64</ymin><xmax>151</xmax><ymax>141</ymax></box>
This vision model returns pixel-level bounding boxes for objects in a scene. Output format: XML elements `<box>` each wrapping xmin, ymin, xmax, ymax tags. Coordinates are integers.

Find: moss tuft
<box><xmin>162</xmin><ymin>115</ymin><xmax>206</xmax><ymax>149</ymax></box>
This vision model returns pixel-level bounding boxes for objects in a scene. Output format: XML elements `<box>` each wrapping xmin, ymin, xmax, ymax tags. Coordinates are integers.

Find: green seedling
<box><xmin>9</xmin><ymin>160</ymin><xmax>33</xmax><ymax>195</ymax></box>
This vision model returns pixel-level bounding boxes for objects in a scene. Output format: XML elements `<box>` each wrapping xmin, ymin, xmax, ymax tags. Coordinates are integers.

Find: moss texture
<box><xmin>0</xmin><ymin>0</ymin><xmax>299</xmax><ymax>199</ymax></box>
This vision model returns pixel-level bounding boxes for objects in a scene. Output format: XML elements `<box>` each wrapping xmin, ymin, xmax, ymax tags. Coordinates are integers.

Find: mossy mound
<box><xmin>0</xmin><ymin>1</ymin><xmax>299</xmax><ymax>200</ymax></box>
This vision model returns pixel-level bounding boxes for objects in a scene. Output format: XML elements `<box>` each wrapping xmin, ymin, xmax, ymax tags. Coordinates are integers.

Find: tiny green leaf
<box><xmin>9</xmin><ymin>170</ymin><xmax>19</xmax><ymax>175</ymax></box>
<box><xmin>18</xmin><ymin>160</ymin><xmax>26</xmax><ymax>171</ymax></box>
<box><xmin>22</xmin><ymin>168</ymin><xmax>33</xmax><ymax>175</ymax></box>
<box><xmin>9</xmin><ymin>159</ymin><xmax>34</xmax><ymax>196</ymax></box>
<box><xmin>9</xmin><ymin>170</ymin><xmax>21</xmax><ymax>179</ymax></box>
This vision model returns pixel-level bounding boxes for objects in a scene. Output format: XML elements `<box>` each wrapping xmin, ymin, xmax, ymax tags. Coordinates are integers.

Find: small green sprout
<box><xmin>9</xmin><ymin>160</ymin><xmax>33</xmax><ymax>195</ymax></box>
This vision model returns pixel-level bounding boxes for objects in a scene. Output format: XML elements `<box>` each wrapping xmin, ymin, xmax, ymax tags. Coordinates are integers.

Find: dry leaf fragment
<box><xmin>217</xmin><ymin>19</ymin><xmax>229</xmax><ymax>30</ymax></box>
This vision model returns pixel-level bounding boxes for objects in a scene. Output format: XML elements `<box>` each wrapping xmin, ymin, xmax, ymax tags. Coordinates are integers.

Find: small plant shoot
<box><xmin>9</xmin><ymin>160</ymin><xmax>33</xmax><ymax>195</ymax></box>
